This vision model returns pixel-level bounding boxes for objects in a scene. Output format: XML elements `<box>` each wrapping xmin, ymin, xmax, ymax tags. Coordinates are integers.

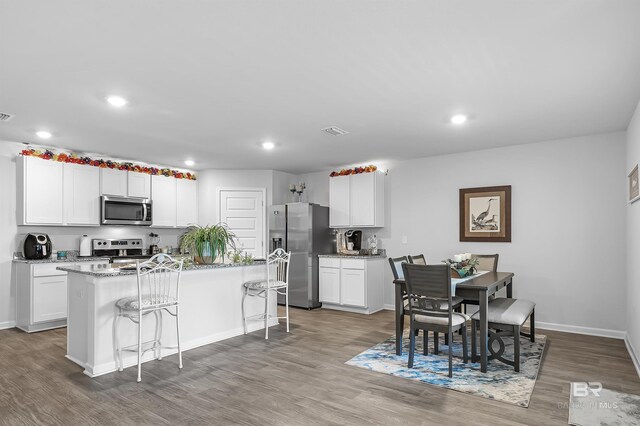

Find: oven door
<box><xmin>101</xmin><ymin>196</ymin><xmax>152</xmax><ymax>225</ymax></box>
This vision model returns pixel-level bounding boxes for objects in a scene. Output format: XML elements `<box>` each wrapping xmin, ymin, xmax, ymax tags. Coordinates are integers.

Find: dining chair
<box><xmin>242</xmin><ymin>248</ymin><xmax>291</xmax><ymax>339</ymax></box>
<box><xmin>402</xmin><ymin>263</ymin><xmax>469</xmax><ymax>377</ymax></box>
<box><xmin>114</xmin><ymin>253</ymin><xmax>184</xmax><ymax>382</ymax></box>
<box><xmin>408</xmin><ymin>254</ymin><xmax>427</xmax><ymax>265</ymax></box>
<box><xmin>462</xmin><ymin>254</ymin><xmax>499</xmax><ymax>313</ymax></box>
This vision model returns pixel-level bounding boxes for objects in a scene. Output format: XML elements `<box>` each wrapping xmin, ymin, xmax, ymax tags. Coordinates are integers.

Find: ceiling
<box><xmin>1</xmin><ymin>1</ymin><xmax>640</xmax><ymax>174</ymax></box>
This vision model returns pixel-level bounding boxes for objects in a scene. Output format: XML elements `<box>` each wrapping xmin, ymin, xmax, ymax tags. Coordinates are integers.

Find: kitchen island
<box><xmin>58</xmin><ymin>261</ymin><xmax>276</xmax><ymax>378</ymax></box>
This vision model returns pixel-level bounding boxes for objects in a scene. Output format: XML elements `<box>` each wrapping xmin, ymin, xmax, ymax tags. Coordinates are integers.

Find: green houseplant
<box><xmin>179</xmin><ymin>224</ymin><xmax>236</xmax><ymax>264</ymax></box>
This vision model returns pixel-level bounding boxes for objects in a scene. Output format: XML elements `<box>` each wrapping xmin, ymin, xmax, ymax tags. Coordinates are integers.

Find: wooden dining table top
<box><xmin>394</xmin><ymin>271</ymin><xmax>514</xmax><ymax>291</ymax></box>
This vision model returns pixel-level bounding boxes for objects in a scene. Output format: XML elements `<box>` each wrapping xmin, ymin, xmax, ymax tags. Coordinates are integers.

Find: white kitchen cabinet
<box><xmin>176</xmin><ymin>179</ymin><xmax>198</xmax><ymax>227</ymax></box>
<box><xmin>319</xmin><ymin>266</ymin><xmax>341</xmax><ymax>304</ymax></box>
<box><xmin>15</xmin><ymin>260</ymin><xmax>108</xmax><ymax>332</ymax></box>
<box><xmin>100</xmin><ymin>168</ymin><xmax>127</xmax><ymax>197</ymax></box>
<box><xmin>127</xmin><ymin>172</ymin><xmax>151</xmax><ymax>198</ymax></box>
<box><xmin>64</xmin><ymin>163</ymin><xmax>100</xmax><ymax>225</ymax></box>
<box><xmin>329</xmin><ymin>172</ymin><xmax>384</xmax><ymax>228</ymax></box>
<box><xmin>17</xmin><ymin>156</ymin><xmax>64</xmax><ymax>225</ymax></box>
<box><xmin>318</xmin><ymin>256</ymin><xmax>384</xmax><ymax>314</ymax></box>
<box><xmin>329</xmin><ymin>175</ymin><xmax>350</xmax><ymax>228</ymax></box>
<box><xmin>100</xmin><ymin>169</ymin><xmax>151</xmax><ymax>199</ymax></box>
<box><xmin>151</xmin><ymin>175</ymin><xmax>177</xmax><ymax>227</ymax></box>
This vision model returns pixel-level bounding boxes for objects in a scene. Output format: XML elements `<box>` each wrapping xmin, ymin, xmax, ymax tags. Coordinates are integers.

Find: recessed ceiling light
<box><xmin>262</xmin><ymin>141</ymin><xmax>275</xmax><ymax>150</ymax></box>
<box><xmin>184</xmin><ymin>160</ymin><xmax>195</xmax><ymax>167</ymax></box>
<box><xmin>36</xmin><ymin>131</ymin><xmax>52</xmax><ymax>139</ymax></box>
<box><xmin>106</xmin><ymin>96</ymin><xmax>128</xmax><ymax>107</ymax></box>
<box><xmin>450</xmin><ymin>114</ymin><xmax>468</xmax><ymax>125</ymax></box>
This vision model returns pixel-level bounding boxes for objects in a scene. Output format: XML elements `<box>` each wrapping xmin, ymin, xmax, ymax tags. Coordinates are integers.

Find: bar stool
<box><xmin>241</xmin><ymin>248</ymin><xmax>291</xmax><ymax>339</ymax></box>
<box><xmin>114</xmin><ymin>254</ymin><xmax>184</xmax><ymax>382</ymax></box>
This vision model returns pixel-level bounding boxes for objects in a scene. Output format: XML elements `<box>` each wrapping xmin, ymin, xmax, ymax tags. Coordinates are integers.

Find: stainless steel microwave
<box><xmin>101</xmin><ymin>196</ymin><xmax>152</xmax><ymax>226</ymax></box>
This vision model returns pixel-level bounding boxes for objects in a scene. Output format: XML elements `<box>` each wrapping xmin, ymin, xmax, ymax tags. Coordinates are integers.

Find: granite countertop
<box><xmin>318</xmin><ymin>253</ymin><xmax>387</xmax><ymax>259</ymax></box>
<box><xmin>13</xmin><ymin>256</ymin><xmax>111</xmax><ymax>264</ymax></box>
<box><xmin>57</xmin><ymin>261</ymin><xmax>266</xmax><ymax>277</ymax></box>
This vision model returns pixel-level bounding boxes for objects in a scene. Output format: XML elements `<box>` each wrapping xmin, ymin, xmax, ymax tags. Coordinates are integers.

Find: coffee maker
<box><xmin>345</xmin><ymin>230</ymin><xmax>362</xmax><ymax>252</ymax></box>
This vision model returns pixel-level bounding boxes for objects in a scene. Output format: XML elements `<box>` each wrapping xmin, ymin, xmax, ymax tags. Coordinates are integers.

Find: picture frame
<box><xmin>629</xmin><ymin>164</ymin><xmax>639</xmax><ymax>204</ymax></box>
<box><xmin>460</xmin><ymin>185</ymin><xmax>511</xmax><ymax>242</ymax></box>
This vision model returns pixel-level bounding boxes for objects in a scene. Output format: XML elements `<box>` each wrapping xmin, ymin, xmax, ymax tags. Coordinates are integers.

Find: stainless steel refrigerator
<box><xmin>269</xmin><ymin>203</ymin><xmax>332</xmax><ymax>309</ymax></box>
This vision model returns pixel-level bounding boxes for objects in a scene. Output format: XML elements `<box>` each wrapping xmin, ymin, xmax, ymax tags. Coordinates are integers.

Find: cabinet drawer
<box><xmin>341</xmin><ymin>259</ymin><xmax>365</xmax><ymax>270</ymax></box>
<box><xmin>32</xmin><ymin>264</ymin><xmax>68</xmax><ymax>277</ymax></box>
<box><xmin>319</xmin><ymin>258</ymin><xmax>340</xmax><ymax>268</ymax></box>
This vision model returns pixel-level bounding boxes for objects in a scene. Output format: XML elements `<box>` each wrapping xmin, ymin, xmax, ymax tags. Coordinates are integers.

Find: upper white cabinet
<box><xmin>100</xmin><ymin>169</ymin><xmax>150</xmax><ymax>199</ymax></box>
<box><xmin>152</xmin><ymin>175</ymin><xmax>197</xmax><ymax>228</ymax></box>
<box><xmin>18</xmin><ymin>156</ymin><xmax>64</xmax><ymax>225</ymax></box>
<box><xmin>329</xmin><ymin>172</ymin><xmax>385</xmax><ymax>228</ymax></box>
<box><xmin>127</xmin><ymin>172</ymin><xmax>151</xmax><ymax>198</ymax></box>
<box><xmin>63</xmin><ymin>163</ymin><xmax>100</xmax><ymax>225</ymax></box>
<box><xmin>176</xmin><ymin>179</ymin><xmax>198</xmax><ymax>227</ymax></box>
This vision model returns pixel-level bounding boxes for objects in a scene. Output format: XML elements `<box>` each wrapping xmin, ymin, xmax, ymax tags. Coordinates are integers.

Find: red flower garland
<box><xmin>329</xmin><ymin>165</ymin><xmax>377</xmax><ymax>177</ymax></box>
<box><xmin>20</xmin><ymin>149</ymin><xmax>196</xmax><ymax>180</ymax></box>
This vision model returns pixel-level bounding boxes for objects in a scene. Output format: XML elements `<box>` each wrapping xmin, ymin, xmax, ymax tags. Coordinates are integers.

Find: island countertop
<box><xmin>57</xmin><ymin>261</ymin><xmax>266</xmax><ymax>277</ymax></box>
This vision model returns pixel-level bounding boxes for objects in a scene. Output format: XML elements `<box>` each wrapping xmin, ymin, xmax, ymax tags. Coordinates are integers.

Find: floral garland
<box><xmin>329</xmin><ymin>164</ymin><xmax>377</xmax><ymax>177</ymax></box>
<box><xmin>20</xmin><ymin>148</ymin><xmax>196</xmax><ymax>180</ymax></box>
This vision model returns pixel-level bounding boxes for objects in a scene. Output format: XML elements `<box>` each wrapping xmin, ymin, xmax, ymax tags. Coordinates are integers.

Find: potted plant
<box><xmin>179</xmin><ymin>223</ymin><xmax>236</xmax><ymax>264</ymax></box>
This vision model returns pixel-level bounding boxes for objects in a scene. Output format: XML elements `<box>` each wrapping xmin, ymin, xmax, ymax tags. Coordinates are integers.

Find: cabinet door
<box><xmin>32</xmin><ymin>275</ymin><xmax>67</xmax><ymax>323</ymax></box>
<box><xmin>128</xmin><ymin>172</ymin><xmax>151</xmax><ymax>198</ymax></box>
<box><xmin>319</xmin><ymin>267</ymin><xmax>341</xmax><ymax>304</ymax></box>
<box><xmin>23</xmin><ymin>157</ymin><xmax>64</xmax><ymax>225</ymax></box>
<box><xmin>350</xmin><ymin>173</ymin><xmax>376</xmax><ymax>227</ymax></box>
<box><xmin>151</xmin><ymin>175</ymin><xmax>177</xmax><ymax>227</ymax></box>
<box><xmin>329</xmin><ymin>175</ymin><xmax>350</xmax><ymax>228</ymax></box>
<box><xmin>340</xmin><ymin>268</ymin><xmax>366</xmax><ymax>307</ymax></box>
<box><xmin>100</xmin><ymin>168</ymin><xmax>127</xmax><ymax>197</ymax></box>
<box><xmin>64</xmin><ymin>163</ymin><xmax>100</xmax><ymax>225</ymax></box>
<box><xmin>176</xmin><ymin>179</ymin><xmax>198</xmax><ymax>227</ymax></box>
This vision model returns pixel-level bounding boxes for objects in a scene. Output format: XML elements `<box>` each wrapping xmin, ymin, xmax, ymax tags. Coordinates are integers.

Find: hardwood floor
<box><xmin>1</xmin><ymin>308</ymin><xmax>639</xmax><ymax>425</ymax></box>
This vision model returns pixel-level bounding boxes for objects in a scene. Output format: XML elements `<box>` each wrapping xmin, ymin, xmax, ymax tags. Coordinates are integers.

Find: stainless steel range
<box><xmin>92</xmin><ymin>238</ymin><xmax>151</xmax><ymax>264</ymax></box>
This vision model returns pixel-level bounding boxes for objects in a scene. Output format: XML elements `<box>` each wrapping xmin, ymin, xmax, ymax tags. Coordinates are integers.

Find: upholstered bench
<box><xmin>470</xmin><ymin>298</ymin><xmax>535</xmax><ymax>372</ymax></box>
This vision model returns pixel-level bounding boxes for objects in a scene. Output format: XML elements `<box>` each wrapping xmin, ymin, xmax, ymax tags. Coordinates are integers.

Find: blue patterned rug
<box><xmin>346</xmin><ymin>331</ymin><xmax>547</xmax><ymax>407</ymax></box>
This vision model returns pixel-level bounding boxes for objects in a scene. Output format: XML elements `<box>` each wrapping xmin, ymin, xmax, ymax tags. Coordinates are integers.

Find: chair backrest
<box><xmin>267</xmin><ymin>248</ymin><xmax>291</xmax><ymax>287</ymax></box>
<box><xmin>402</xmin><ymin>263</ymin><xmax>453</xmax><ymax>321</ymax></box>
<box><xmin>388</xmin><ymin>256</ymin><xmax>409</xmax><ymax>280</ymax></box>
<box><xmin>408</xmin><ymin>254</ymin><xmax>427</xmax><ymax>265</ymax></box>
<box><xmin>136</xmin><ymin>254</ymin><xmax>184</xmax><ymax>310</ymax></box>
<box><xmin>472</xmin><ymin>254</ymin><xmax>499</xmax><ymax>272</ymax></box>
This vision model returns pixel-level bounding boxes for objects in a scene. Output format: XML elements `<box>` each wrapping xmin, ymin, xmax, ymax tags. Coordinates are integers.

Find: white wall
<box><xmin>0</xmin><ymin>142</ymin><xmax>19</xmax><ymax>328</ymax></box>
<box><xmin>304</xmin><ymin>133</ymin><xmax>628</xmax><ymax>335</ymax></box>
<box><xmin>626</xmin><ymin>100</ymin><xmax>640</xmax><ymax>370</ymax></box>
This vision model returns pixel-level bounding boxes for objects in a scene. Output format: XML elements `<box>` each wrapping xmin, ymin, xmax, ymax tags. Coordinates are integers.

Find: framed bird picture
<box><xmin>459</xmin><ymin>185</ymin><xmax>511</xmax><ymax>242</ymax></box>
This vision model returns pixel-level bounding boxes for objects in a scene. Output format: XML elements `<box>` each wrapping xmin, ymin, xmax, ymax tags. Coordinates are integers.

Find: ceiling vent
<box><xmin>321</xmin><ymin>126</ymin><xmax>349</xmax><ymax>136</ymax></box>
<box><xmin>0</xmin><ymin>112</ymin><xmax>15</xmax><ymax>122</ymax></box>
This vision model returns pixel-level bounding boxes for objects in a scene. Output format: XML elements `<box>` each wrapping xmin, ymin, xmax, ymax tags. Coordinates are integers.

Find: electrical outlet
<box><xmin>401</xmin><ymin>236</ymin><xmax>407</xmax><ymax>244</ymax></box>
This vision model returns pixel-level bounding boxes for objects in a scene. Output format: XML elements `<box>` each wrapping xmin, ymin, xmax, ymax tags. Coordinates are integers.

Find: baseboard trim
<box><xmin>383</xmin><ymin>304</ymin><xmax>395</xmax><ymax>311</ymax></box>
<box><xmin>536</xmin><ymin>321</ymin><xmax>625</xmax><ymax>339</ymax></box>
<box><xmin>0</xmin><ymin>320</ymin><xmax>16</xmax><ymax>330</ymax></box>
<box><xmin>624</xmin><ymin>334</ymin><xmax>640</xmax><ymax>379</ymax></box>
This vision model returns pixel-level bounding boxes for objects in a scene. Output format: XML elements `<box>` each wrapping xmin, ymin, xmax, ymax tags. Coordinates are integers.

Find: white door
<box><xmin>350</xmin><ymin>173</ymin><xmax>375</xmax><ymax>226</ymax></box>
<box><xmin>100</xmin><ymin>168</ymin><xmax>127</xmax><ymax>197</ymax></box>
<box><xmin>32</xmin><ymin>276</ymin><xmax>67</xmax><ymax>323</ymax></box>
<box><xmin>340</xmin><ymin>268</ymin><xmax>367</xmax><ymax>307</ymax></box>
<box><xmin>23</xmin><ymin>157</ymin><xmax>64</xmax><ymax>225</ymax></box>
<box><xmin>219</xmin><ymin>189</ymin><xmax>265</xmax><ymax>258</ymax></box>
<box><xmin>64</xmin><ymin>163</ymin><xmax>100</xmax><ymax>225</ymax></box>
<box><xmin>319</xmin><ymin>267</ymin><xmax>341</xmax><ymax>304</ymax></box>
<box><xmin>176</xmin><ymin>179</ymin><xmax>198</xmax><ymax>227</ymax></box>
<box><xmin>127</xmin><ymin>172</ymin><xmax>151</xmax><ymax>198</ymax></box>
<box><xmin>329</xmin><ymin>175</ymin><xmax>350</xmax><ymax>227</ymax></box>
<box><xmin>151</xmin><ymin>175</ymin><xmax>177</xmax><ymax>227</ymax></box>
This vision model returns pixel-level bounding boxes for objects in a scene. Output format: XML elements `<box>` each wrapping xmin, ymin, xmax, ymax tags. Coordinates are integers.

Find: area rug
<box><xmin>346</xmin><ymin>331</ymin><xmax>546</xmax><ymax>407</ymax></box>
<box><xmin>568</xmin><ymin>385</ymin><xmax>640</xmax><ymax>425</ymax></box>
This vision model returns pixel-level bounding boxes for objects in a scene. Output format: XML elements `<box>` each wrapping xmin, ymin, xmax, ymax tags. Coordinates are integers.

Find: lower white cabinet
<box><xmin>15</xmin><ymin>260</ymin><xmax>107</xmax><ymax>332</ymax></box>
<box><xmin>319</xmin><ymin>257</ymin><xmax>384</xmax><ymax>314</ymax></box>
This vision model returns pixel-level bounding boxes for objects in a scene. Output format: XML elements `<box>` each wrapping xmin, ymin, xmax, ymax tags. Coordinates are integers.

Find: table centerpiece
<box><xmin>442</xmin><ymin>253</ymin><xmax>479</xmax><ymax>278</ymax></box>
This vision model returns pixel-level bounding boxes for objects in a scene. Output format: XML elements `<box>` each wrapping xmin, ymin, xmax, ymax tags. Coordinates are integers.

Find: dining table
<box><xmin>393</xmin><ymin>271</ymin><xmax>514</xmax><ymax>373</ymax></box>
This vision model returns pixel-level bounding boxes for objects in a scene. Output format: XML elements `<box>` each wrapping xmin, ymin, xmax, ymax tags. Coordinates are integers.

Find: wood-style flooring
<box><xmin>1</xmin><ymin>308</ymin><xmax>639</xmax><ymax>425</ymax></box>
